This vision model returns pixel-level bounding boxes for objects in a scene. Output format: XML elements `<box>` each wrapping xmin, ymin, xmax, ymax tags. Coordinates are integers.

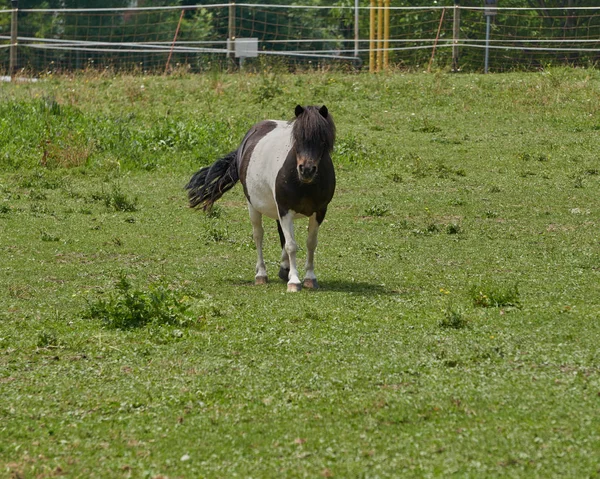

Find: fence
<box><xmin>1</xmin><ymin>3</ymin><xmax>599</xmax><ymax>76</ymax></box>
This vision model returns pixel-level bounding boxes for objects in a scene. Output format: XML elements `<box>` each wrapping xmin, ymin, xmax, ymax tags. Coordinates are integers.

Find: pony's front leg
<box><xmin>279</xmin><ymin>211</ymin><xmax>302</xmax><ymax>292</ymax></box>
<box><xmin>248</xmin><ymin>203</ymin><xmax>268</xmax><ymax>285</ymax></box>
<box><xmin>278</xmin><ymin>248</ymin><xmax>290</xmax><ymax>281</ymax></box>
<box><xmin>276</xmin><ymin>220</ymin><xmax>290</xmax><ymax>281</ymax></box>
<box><xmin>304</xmin><ymin>214</ymin><xmax>320</xmax><ymax>289</ymax></box>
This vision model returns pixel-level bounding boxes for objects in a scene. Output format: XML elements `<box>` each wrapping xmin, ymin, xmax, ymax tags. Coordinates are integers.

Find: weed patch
<box><xmin>41</xmin><ymin>131</ymin><xmax>95</xmax><ymax>169</ymax></box>
<box><xmin>364</xmin><ymin>203</ymin><xmax>390</xmax><ymax>217</ymax></box>
<box><xmin>254</xmin><ymin>73</ymin><xmax>284</xmax><ymax>103</ymax></box>
<box><xmin>518</xmin><ymin>152</ymin><xmax>550</xmax><ymax>162</ymax></box>
<box><xmin>336</xmin><ymin>135</ymin><xmax>373</xmax><ymax>166</ymax></box>
<box><xmin>411</xmin><ymin>117</ymin><xmax>442</xmax><ymax>133</ymax></box>
<box><xmin>18</xmin><ymin>170</ymin><xmax>65</xmax><ymax>190</ymax></box>
<box><xmin>84</xmin><ymin>275</ymin><xmax>196</xmax><ymax>329</ymax></box>
<box><xmin>37</xmin><ymin>329</ymin><xmax>60</xmax><ymax>348</ymax></box>
<box><xmin>439</xmin><ymin>306</ymin><xmax>469</xmax><ymax>329</ymax></box>
<box><xmin>40</xmin><ymin>230</ymin><xmax>60</xmax><ymax>242</ymax></box>
<box><xmin>388</xmin><ymin>172</ymin><xmax>403</xmax><ymax>183</ymax></box>
<box><xmin>445</xmin><ymin>223</ymin><xmax>461</xmax><ymax>235</ymax></box>
<box><xmin>91</xmin><ymin>185</ymin><xmax>138</xmax><ymax>212</ymax></box>
<box><xmin>206</xmin><ymin>204</ymin><xmax>223</xmax><ymax>219</ymax></box>
<box><xmin>470</xmin><ymin>282</ymin><xmax>521</xmax><ymax>308</ymax></box>
<box><xmin>435</xmin><ymin>162</ymin><xmax>466</xmax><ymax>179</ymax></box>
<box><xmin>29</xmin><ymin>190</ymin><xmax>48</xmax><ymax>201</ymax></box>
<box><xmin>204</xmin><ymin>223</ymin><xmax>230</xmax><ymax>243</ymax></box>
<box><xmin>407</xmin><ymin>154</ymin><xmax>428</xmax><ymax>179</ymax></box>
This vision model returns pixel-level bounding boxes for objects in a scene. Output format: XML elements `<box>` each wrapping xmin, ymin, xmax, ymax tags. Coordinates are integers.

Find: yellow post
<box><xmin>377</xmin><ymin>0</ymin><xmax>383</xmax><ymax>72</ymax></box>
<box><xmin>369</xmin><ymin>0</ymin><xmax>375</xmax><ymax>72</ymax></box>
<box><xmin>384</xmin><ymin>0</ymin><xmax>390</xmax><ymax>70</ymax></box>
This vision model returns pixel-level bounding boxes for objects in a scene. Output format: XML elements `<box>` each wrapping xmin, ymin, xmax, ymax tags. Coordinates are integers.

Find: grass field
<box><xmin>1</xmin><ymin>68</ymin><xmax>600</xmax><ymax>478</ymax></box>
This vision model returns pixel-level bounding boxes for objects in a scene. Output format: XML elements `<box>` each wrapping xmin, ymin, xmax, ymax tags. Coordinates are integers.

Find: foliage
<box><xmin>1</xmin><ymin>0</ymin><xmax>215</xmax><ymax>72</ymax></box>
<box><xmin>364</xmin><ymin>202</ymin><xmax>390</xmax><ymax>217</ymax></box>
<box><xmin>0</xmin><ymin>97</ymin><xmax>235</xmax><ymax>171</ymax></box>
<box><xmin>439</xmin><ymin>306</ymin><xmax>469</xmax><ymax>329</ymax></box>
<box><xmin>470</xmin><ymin>282</ymin><xmax>521</xmax><ymax>308</ymax></box>
<box><xmin>91</xmin><ymin>185</ymin><xmax>138</xmax><ymax>212</ymax></box>
<box><xmin>36</xmin><ymin>329</ymin><xmax>60</xmax><ymax>348</ymax></box>
<box><xmin>84</xmin><ymin>275</ymin><xmax>195</xmax><ymax>329</ymax></box>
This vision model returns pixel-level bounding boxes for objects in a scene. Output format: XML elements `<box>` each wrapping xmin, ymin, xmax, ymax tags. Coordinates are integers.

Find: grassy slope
<box><xmin>1</xmin><ymin>69</ymin><xmax>600</xmax><ymax>478</ymax></box>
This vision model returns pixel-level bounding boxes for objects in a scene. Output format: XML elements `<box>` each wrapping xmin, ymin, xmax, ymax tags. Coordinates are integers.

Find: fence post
<box><xmin>376</xmin><ymin>0</ymin><xmax>383</xmax><ymax>71</ymax></box>
<box><xmin>484</xmin><ymin>0</ymin><xmax>497</xmax><ymax>74</ymax></box>
<box><xmin>383</xmin><ymin>0</ymin><xmax>389</xmax><ymax>69</ymax></box>
<box><xmin>452</xmin><ymin>0</ymin><xmax>460</xmax><ymax>72</ymax></box>
<box><xmin>369</xmin><ymin>0</ymin><xmax>375</xmax><ymax>72</ymax></box>
<box><xmin>228</xmin><ymin>2</ymin><xmax>236</xmax><ymax>67</ymax></box>
<box><xmin>354</xmin><ymin>0</ymin><xmax>359</xmax><ymax>60</ymax></box>
<box><xmin>9</xmin><ymin>0</ymin><xmax>18</xmax><ymax>79</ymax></box>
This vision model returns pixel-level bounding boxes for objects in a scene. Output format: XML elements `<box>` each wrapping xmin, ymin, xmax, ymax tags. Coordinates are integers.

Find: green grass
<box><xmin>1</xmin><ymin>68</ymin><xmax>600</xmax><ymax>478</ymax></box>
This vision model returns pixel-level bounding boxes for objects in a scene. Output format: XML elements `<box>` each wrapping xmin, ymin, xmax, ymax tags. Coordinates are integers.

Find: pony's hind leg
<box><xmin>248</xmin><ymin>203</ymin><xmax>268</xmax><ymax>285</ymax></box>
<box><xmin>278</xmin><ymin>211</ymin><xmax>302</xmax><ymax>292</ymax></box>
<box><xmin>276</xmin><ymin>220</ymin><xmax>290</xmax><ymax>281</ymax></box>
<box><xmin>304</xmin><ymin>214</ymin><xmax>320</xmax><ymax>289</ymax></box>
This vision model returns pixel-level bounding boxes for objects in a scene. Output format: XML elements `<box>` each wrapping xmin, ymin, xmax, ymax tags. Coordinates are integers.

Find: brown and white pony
<box><xmin>186</xmin><ymin>105</ymin><xmax>336</xmax><ymax>292</ymax></box>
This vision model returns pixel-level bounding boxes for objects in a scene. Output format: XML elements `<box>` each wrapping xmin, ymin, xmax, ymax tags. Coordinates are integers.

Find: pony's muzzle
<box><xmin>298</xmin><ymin>163</ymin><xmax>317</xmax><ymax>183</ymax></box>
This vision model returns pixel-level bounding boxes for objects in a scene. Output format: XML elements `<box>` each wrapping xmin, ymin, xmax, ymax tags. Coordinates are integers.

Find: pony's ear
<box><xmin>319</xmin><ymin>105</ymin><xmax>329</xmax><ymax>118</ymax></box>
<box><xmin>295</xmin><ymin>105</ymin><xmax>304</xmax><ymax>117</ymax></box>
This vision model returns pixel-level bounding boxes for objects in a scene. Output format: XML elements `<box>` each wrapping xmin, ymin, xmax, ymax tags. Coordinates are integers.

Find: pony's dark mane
<box><xmin>291</xmin><ymin>106</ymin><xmax>336</xmax><ymax>153</ymax></box>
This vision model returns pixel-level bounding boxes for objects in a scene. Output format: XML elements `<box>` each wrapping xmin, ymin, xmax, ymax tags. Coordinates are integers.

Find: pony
<box><xmin>186</xmin><ymin>105</ymin><xmax>336</xmax><ymax>292</ymax></box>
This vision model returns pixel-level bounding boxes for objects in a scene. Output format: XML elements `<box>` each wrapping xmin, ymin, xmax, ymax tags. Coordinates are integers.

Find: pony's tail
<box><xmin>186</xmin><ymin>151</ymin><xmax>239</xmax><ymax>211</ymax></box>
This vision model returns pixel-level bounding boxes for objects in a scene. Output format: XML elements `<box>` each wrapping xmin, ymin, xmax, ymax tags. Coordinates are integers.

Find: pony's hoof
<box><xmin>303</xmin><ymin>278</ymin><xmax>319</xmax><ymax>289</ymax></box>
<box><xmin>278</xmin><ymin>267</ymin><xmax>290</xmax><ymax>282</ymax></box>
<box><xmin>287</xmin><ymin>283</ymin><xmax>302</xmax><ymax>293</ymax></box>
<box><xmin>255</xmin><ymin>276</ymin><xmax>268</xmax><ymax>285</ymax></box>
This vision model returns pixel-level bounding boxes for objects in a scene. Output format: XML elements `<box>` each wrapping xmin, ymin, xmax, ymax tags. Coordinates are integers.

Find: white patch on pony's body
<box><xmin>244</xmin><ymin>121</ymin><xmax>305</xmax><ymax>220</ymax></box>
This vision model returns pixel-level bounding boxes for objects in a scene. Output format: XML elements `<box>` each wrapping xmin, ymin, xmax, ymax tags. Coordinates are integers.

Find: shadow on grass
<box><xmin>319</xmin><ymin>280</ymin><xmax>395</xmax><ymax>296</ymax></box>
<box><xmin>226</xmin><ymin>278</ymin><xmax>395</xmax><ymax>295</ymax></box>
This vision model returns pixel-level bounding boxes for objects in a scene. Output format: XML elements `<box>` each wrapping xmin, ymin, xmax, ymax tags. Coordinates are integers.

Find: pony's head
<box><xmin>292</xmin><ymin>105</ymin><xmax>336</xmax><ymax>184</ymax></box>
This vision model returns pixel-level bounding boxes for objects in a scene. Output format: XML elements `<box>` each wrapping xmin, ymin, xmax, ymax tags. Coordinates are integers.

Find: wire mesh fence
<box><xmin>1</xmin><ymin>3</ymin><xmax>599</xmax><ymax>75</ymax></box>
